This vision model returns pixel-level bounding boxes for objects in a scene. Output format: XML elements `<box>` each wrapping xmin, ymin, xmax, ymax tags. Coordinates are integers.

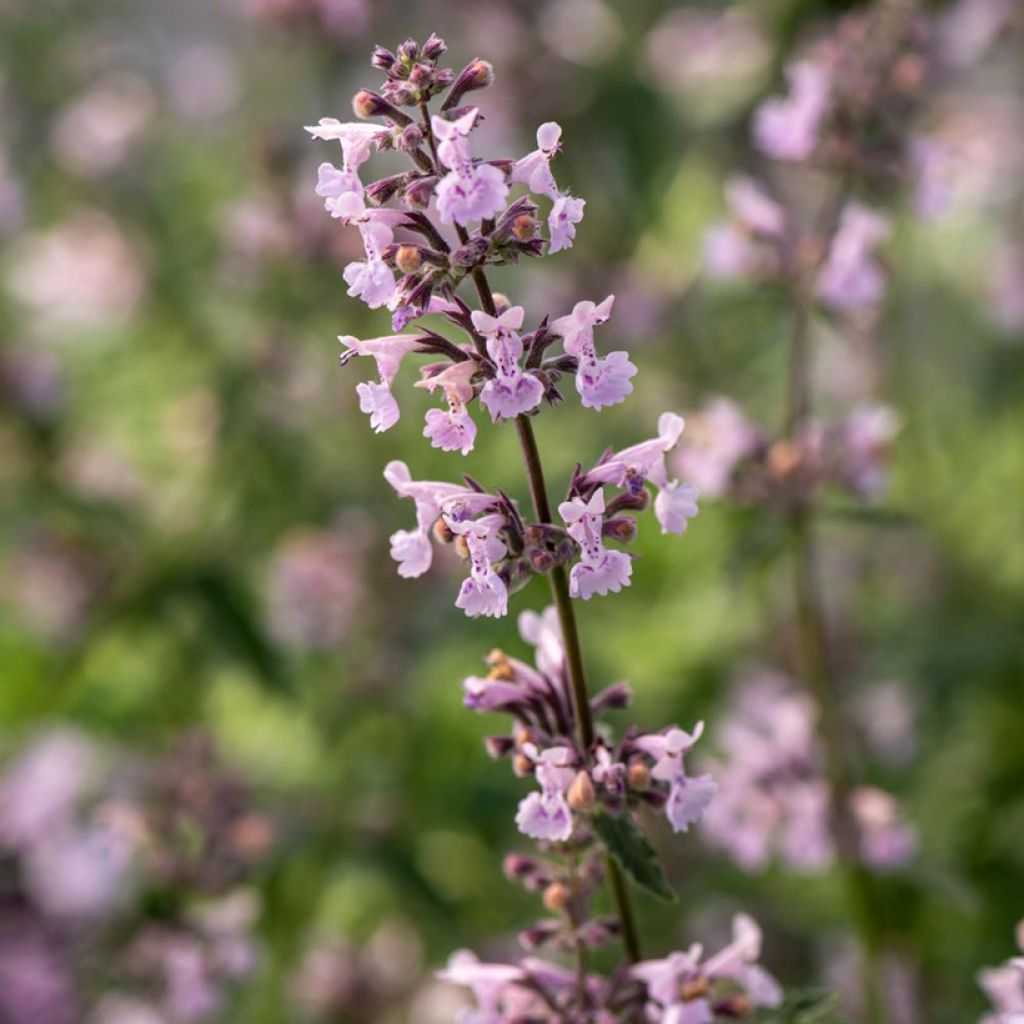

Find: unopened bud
<box><xmin>491</xmin><ymin>292</ymin><xmax>511</xmax><ymax>314</ymax></box>
<box><xmin>454</xmin><ymin>534</ymin><xmax>470</xmax><ymax>559</ymax></box>
<box><xmin>396</xmin><ymin>124</ymin><xmax>423</xmax><ymax>152</ymax></box>
<box><xmin>371</xmin><ymin>45</ymin><xmax>396</xmax><ymax>72</ymax></box>
<box><xmin>432</xmin><ymin>517</ymin><xmax>454</xmax><ymax>544</ymax></box>
<box><xmin>681</xmin><ymin>976</ymin><xmax>710</xmax><ymax>1001</ymax></box>
<box><xmin>518</xmin><ymin>921</ymin><xmax>559</xmax><ymax>951</ymax></box>
<box><xmin>513</xmin><ymin>753</ymin><xmax>533</xmax><ymax>777</ymax></box>
<box><xmin>404</xmin><ymin>176</ymin><xmax>436</xmax><ymax>209</ymax></box>
<box><xmin>486</xmin><ymin>649</ymin><xmax>515</xmax><ymax>681</ymax></box>
<box><xmin>542</xmin><ymin>881</ymin><xmax>571</xmax><ymax>913</ymax></box>
<box><xmin>627</xmin><ymin>760</ymin><xmax>650</xmax><ymax>791</ymax></box>
<box><xmin>602</xmin><ymin>515</ymin><xmax>637</xmax><ymax>544</ymax></box>
<box><xmin>503</xmin><ymin>852</ymin><xmax>539</xmax><ymax>880</ymax></box>
<box><xmin>421</xmin><ymin>33</ymin><xmax>447</xmax><ymax>60</ymax></box>
<box><xmin>767</xmin><ymin>439</ymin><xmax>800</xmax><ymax>478</ymax></box>
<box><xmin>530</xmin><ymin>548</ymin><xmax>555</xmax><ymax>573</ymax></box>
<box><xmin>567</xmin><ymin>770</ymin><xmax>596</xmax><ymax>811</ymax></box>
<box><xmin>511</xmin><ymin>213</ymin><xmax>538</xmax><ymax>241</ymax></box>
<box><xmin>444</xmin><ymin>58</ymin><xmax>495</xmax><ymax>110</ymax></box>
<box><xmin>513</xmin><ymin>722</ymin><xmax>535</xmax><ymax>747</ymax></box>
<box><xmin>395</xmin><ymin>245</ymin><xmax>423</xmax><ymax>274</ymax></box>
<box><xmin>409</xmin><ymin>62</ymin><xmax>433</xmax><ymax>88</ymax></box>
<box><xmin>352</xmin><ymin>89</ymin><xmax>412</xmax><ymax>126</ymax></box>
<box><xmin>484</xmin><ymin>735</ymin><xmax>515</xmax><ymax>759</ymax></box>
<box><xmin>452</xmin><ymin>236</ymin><xmax>490</xmax><ymax>268</ymax></box>
<box><xmin>397</xmin><ymin>38</ymin><xmax>418</xmax><ymax>63</ymax></box>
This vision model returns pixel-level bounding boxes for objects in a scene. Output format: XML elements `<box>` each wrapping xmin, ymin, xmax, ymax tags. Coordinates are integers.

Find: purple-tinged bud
<box><xmin>485</xmin><ymin>735</ymin><xmax>515</xmax><ymax>759</ymax></box>
<box><xmin>511</xmin><ymin>213</ymin><xmax>539</xmax><ymax>241</ymax></box>
<box><xmin>606</xmin><ymin>490</ymin><xmax>649</xmax><ymax>514</ymax></box>
<box><xmin>404</xmin><ymin>176</ymin><xmax>437</xmax><ymax>209</ymax></box>
<box><xmin>371</xmin><ymin>45</ymin><xmax>396</xmax><ymax>71</ymax></box>
<box><xmin>602</xmin><ymin>515</ymin><xmax>637</xmax><ymax>544</ymax></box>
<box><xmin>421</xmin><ymin>33</ymin><xmax>447</xmax><ymax>60</ymax></box>
<box><xmin>567</xmin><ymin>770</ymin><xmax>596</xmax><ymax>811</ymax></box>
<box><xmin>513</xmin><ymin>722</ymin><xmax>534</xmax><ymax>747</ymax></box>
<box><xmin>518</xmin><ymin>920</ymin><xmax>560</xmax><ymax>951</ymax></box>
<box><xmin>443</xmin><ymin>59</ymin><xmax>495</xmax><ymax>111</ymax></box>
<box><xmin>579</xmin><ymin>920</ymin><xmax>615</xmax><ymax>948</ymax></box>
<box><xmin>491</xmin><ymin>291</ymin><xmax>512</xmax><ymax>315</ymax></box>
<box><xmin>409</xmin><ymin>62</ymin><xmax>433</xmax><ymax>88</ymax></box>
<box><xmin>486</xmin><ymin>648</ymin><xmax>514</xmax><ymax>680</ymax></box>
<box><xmin>542</xmin><ymin>881</ymin><xmax>571</xmax><ymax>913</ymax></box>
<box><xmin>556</xmin><ymin>538</ymin><xmax>577</xmax><ymax>565</ymax></box>
<box><xmin>591</xmin><ymin>681</ymin><xmax>633</xmax><ymax>713</ymax></box>
<box><xmin>397</xmin><ymin>38</ymin><xmax>418</xmax><ymax>64</ymax></box>
<box><xmin>395</xmin><ymin>244</ymin><xmax>423</xmax><ymax>274</ymax></box>
<box><xmin>352</xmin><ymin>89</ymin><xmax>412</xmax><ymax>126</ymax></box>
<box><xmin>396</xmin><ymin>123</ymin><xmax>424</xmax><ymax>152</ymax></box>
<box><xmin>530</xmin><ymin>548</ymin><xmax>555</xmax><ymax>573</ymax></box>
<box><xmin>638</xmin><ymin>788</ymin><xmax>667</xmax><ymax>809</ymax></box>
<box><xmin>382</xmin><ymin>79</ymin><xmax>417</xmax><ymax>106</ymax></box>
<box><xmin>433</xmin><ymin>67</ymin><xmax>455</xmax><ymax>89</ymax></box>
<box><xmin>365</xmin><ymin>173</ymin><xmax>408</xmax><ymax>206</ymax></box>
<box><xmin>513</xmin><ymin>752</ymin><xmax>533</xmax><ymax>777</ymax></box>
<box><xmin>503</xmin><ymin>852</ymin><xmax>540</xmax><ymax>880</ymax></box>
<box><xmin>452</xmin><ymin>236</ymin><xmax>490</xmax><ymax>268</ymax></box>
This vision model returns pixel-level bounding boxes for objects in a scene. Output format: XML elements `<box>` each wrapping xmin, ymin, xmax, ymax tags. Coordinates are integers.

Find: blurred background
<box><xmin>1</xmin><ymin>0</ymin><xmax>1022</xmax><ymax>1022</ymax></box>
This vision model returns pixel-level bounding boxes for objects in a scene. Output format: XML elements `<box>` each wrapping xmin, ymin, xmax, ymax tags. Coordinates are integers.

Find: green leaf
<box><xmin>753</xmin><ymin>989</ymin><xmax>841</xmax><ymax>1024</ymax></box>
<box><xmin>591</xmin><ymin>810</ymin><xmax>676</xmax><ymax>903</ymax></box>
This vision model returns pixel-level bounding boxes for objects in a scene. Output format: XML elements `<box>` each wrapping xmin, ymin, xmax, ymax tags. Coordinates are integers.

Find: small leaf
<box><xmin>591</xmin><ymin>811</ymin><xmax>676</xmax><ymax>903</ymax></box>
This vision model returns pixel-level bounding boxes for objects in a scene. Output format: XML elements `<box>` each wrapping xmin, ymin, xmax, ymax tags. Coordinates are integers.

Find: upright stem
<box><xmin>422</xmin><ymin>99</ymin><xmax>643</xmax><ymax>966</ymax></box>
<box><xmin>784</xmin><ymin>278</ymin><xmax>886</xmax><ymax>1023</ymax></box>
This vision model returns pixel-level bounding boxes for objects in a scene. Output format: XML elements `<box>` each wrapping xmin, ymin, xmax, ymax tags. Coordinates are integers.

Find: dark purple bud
<box><xmin>452</xmin><ymin>236</ymin><xmax>490</xmax><ymax>268</ymax></box>
<box><xmin>484</xmin><ymin>735</ymin><xmax>515</xmax><ymax>759</ymax></box>
<box><xmin>404</xmin><ymin>176</ymin><xmax>437</xmax><ymax>209</ymax></box>
<box><xmin>529</xmin><ymin>548</ymin><xmax>555</xmax><ymax>573</ymax></box>
<box><xmin>442</xmin><ymin>58</ymin><xmax>495</xmax><ymax>110</ymax></box>
<box><xmin>397</xmin><ymin>38</ymin><xmax>419</xmax><ymax>63</ymax></box>
<box><xmin>518</xmin><ymin>920</ymin><xmax>560</xmax><ymax>951</ymax></box>
<box><xmin>409</xmin><ymin>62</ymin><xmax>433</xmax><ymax>88</ymax></box>
<box><xmin>433</xmin><ymin>67</ymin><xmax>455</xmax><ymax>89</ymax></box>
<box><xmin>602</xmin><ymin>515</ymin><xmax>637</xmax><ymax>544</ymax></box>
<box><xmin>382</xmin><ymin>79</ymin><xmax>417</xmax><ymax>106</ymax></box>
<box><xmin>591</xmin><ymin>681</ymin><xmax>633</xmax><ymax>713</ymax></box>
<box><xmin>365</xmin><ymin>173</ymin><xmax>408</xmax><ymax>206</ymax></box>
<box><xmin>371</xmin><ymin>45</ymin><xmax>396</xmax><ymax>71</ymax></box>
<box><xmin>606</xmin><ymin>490</ymin><xmax>649</xmax><ymax>514</ymax></box>
<box><xmin>579</xmin><ymin>920</ymin><xmax>615</xmax><ymax>948</ymax></box>
<box><xmin>421</xmin><ymin>33</ymin><xmax>447</xmax><ymax>60</ymax></box>
<box><xmin>503</xmin><ymin>852</ymin><xmax>540</xmax><ymax>880</ymax></box>
<box><xmin>396</xmin><ymin>124</ymin><xmax>423</xmax><ymax>153</ymax></box>
<box><xmin>352</xmin><ymin>89</ymin><xmax>412</xmax><ymax>127</ymax></box>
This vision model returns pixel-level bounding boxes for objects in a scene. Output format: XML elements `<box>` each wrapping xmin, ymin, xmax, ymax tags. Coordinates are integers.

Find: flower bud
<box><xmin>503</xmin><ymin>852</ymin><xmax>539</xmax><ymax>880</ymax></box>
<box><xmin>542</xmin><ymin>881</ymin><xmax>571</xmax><ymax>913</ymax></box>
<box><xmin>767</xmin><ymin>439</ymin><xmax>801</xmax><ymax>478</ymax></box>
<box><xmin>409</xmin><ymin>62</ymin><xmax>433</xmax><ymax>88</ymax></box>
<box><xmin>486</xmin><ymin>648</ymin><xmax>515</xmax><ymax>681</ymax></box>
<box><xmin>371</xmin><ymin>46</ymin><xmax>396</xmax><ymax>71</ymax></box>
<box><xmin>452</xmin><ymin>236</ymin><xmax>490</xmax><ymax>268</ymax></box>
<box><xmin>432</xmin><ymin>517</ymin><xmax>454</xmax><ymax>544</ymax></box>
<box><xmin>454</xmin><ymin>534</ymin><xmax>470</xmax><ymax>559</ymax></box>
<box><xmin>397</xmin><ymin>38</ymin><xmax>418</xmax><ymax>63</ymax></box>
<box><xmin>421</xmin><ymin>33</ymin><xmax>447</xmax><ymax>60</ymax></box>
<box><xmin>513</xmin><ymin>722</ymin><xmax>535</xmax><ymax>747</ymax></box>
<box><xmin>518</xmin><ymin>921</ymin><xmax>559</xmax><ymax>951</ymax></box>
<box><xmin>513</xmin><ymin>753</ymin><xmax>533</xmax><ymax>777</ymax></box>
<box><xmin>681</xmin><ymin>976</ymin><xmax>710</xmax><ymax>1001</ymax></box>
<box><xmin>395</xmin><ymin>245</ymin><xmax>423</xmax><ymax>275</ymax></box>
<box><xmin>567</xmin><ymin>770</ymin><xmax>596</xmax><ymax>811</ymax></box>
<box><xmin>484</xmin><ymin>735</ymin><xmax>515</xmax><ymax>759</ymax></box>
<box><xmin>602</xmin><ymin>515</ymin><xmax>637</xmax><ymax>544</ymax></box>
<box><xmin>627</xmin><ymin>760</ymin><xmax>650</xmax><ymax>791</ymax></box>
<box><xmin>511</xmin><ymin>213</ymin><xmax>538</xmax><ymax>241</ymax></box>
<box><xmin>591</xmin><ymin>680</ymin><xmax>632</xmax><ymax>713</ymax></box>
<box><xmin>433</xmin><ymin>67</ymin><xmax>455</xmax><ymax>89</ymax></box>
<box><xmin>397</xmin><ymin>124</ymin><xmax>424</xmax><ymax>152</ymax></box>
<box><xmin>352</xmin><ymin>89</ymin><xmax>412</xmax><ymax>126</ymax></box>
<box><xmin>443</xmin><ymin>59</ymin><xmax>495</xmax><ymax>110</ymax></box>
<box><xmin>365</xmin><ymin>173</ymin><xmax>407</xmax><ymax>206</ymax></box>
<box><xmin>382</xmin><ymin>79</ymin><xmax>416</xmax><ymax>106</ymax></box>
<box><xmin>530</xmin><ymin>548</ymin><xmax>555</xmax><ymax>573</ymax></box>
<box><xmin>404</xmin><ymin>177</ymin><xmax>437</xmax><ymax>209</ymax></box>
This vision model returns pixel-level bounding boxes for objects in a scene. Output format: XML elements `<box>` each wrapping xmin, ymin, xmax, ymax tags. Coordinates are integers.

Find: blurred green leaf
<box><xmin>592</xmin><ymin>810</ymin><xmax>676</xmax><ymax>903</ymax></box>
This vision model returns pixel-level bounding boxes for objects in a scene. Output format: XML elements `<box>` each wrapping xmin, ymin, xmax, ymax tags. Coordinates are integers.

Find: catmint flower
<box><xmin>815</xmin><ymin>202</ymin><xmax>890</xmax><ymax>313</ymax></box>
<box><xmin>753</xmin><ymin>59</ymin><xmax>830</xmax><ymax>162</ymax></box>
<box><xmin>339</xmin><ymin>333</ymin><xmax>424</xmax><ymax>432</ymax></box>
<box><xmin>518</xmin><ymin>606</ymin><xmax>564</xmax><ymax>679</ymax></box>
<box><xmin>515</xmin><ymin>745</ymin><xmax>576</xmax><ymax>842</ymax></box>
<box><xmin>328</xmin><ymin>192</ymin><xmax>405</xmax><ymax>309</ymax></box>
<box><xmin>510</xmin><ymin>122</ymin><xmax>563</xmax><ymax>199</ymax></box>
<box><xmin>548</xmin><ymin>195</ymin><xmax>585</xmax><ymax>254</ymax></box>
<box><xmin>472</xmin><ymin>306</ymin><xmax>544</xmax><ymax>421</ymax></box>
<box><xmin>559</xmin><ymin>490</ymin><xmax>633</xmax><ymax>599</ymax></box>
<box><xmin>634</xmin><ymin>724</ymin><xmax>716</xmax><ymax>833</ymax></box>
<box><xmin>416</xmin><ymin>360</ymin><xmax>478</xmax><ymax>454</ymax></box>
<box><xmin>672</xmin><ymin>397</ymin><xmax>761</xmax><ymax>498</ymax></box>
<box><xmin>432</xmin><ymin>109</ymin><xmax>509</xmax><ymax>225</ymax></box>
<box><xmin>383</xmin><ymin>460</ymin><xmax>494</xmax><ymax>578</ymax></box>
<box><xmin>550</xmin><ymin>295</ymin><xmax>636</xmax><ymax>410</ymax></box>
<box><xmin>704</xmin><ymin>176</ymin><xmax>786</xmax><ymax>281</ymax></box>
<box><xmin>306</xmin><ymin>120</ymin><xmax>382</xmax><ymax>207</ymax></box>
<box><xmin>448</xmin><ymin>514</ymin><xmax>509</xmax><ymax>618</ymax></box>
<box><xmin>437</xmin><ymin>950</ymin><xmax>526</xmax><ymax>1021</ymax></box>
<box><xmin>582</xmin><ymin>412</ymin><xmax>699</xmax><ymax>534</ymax></box>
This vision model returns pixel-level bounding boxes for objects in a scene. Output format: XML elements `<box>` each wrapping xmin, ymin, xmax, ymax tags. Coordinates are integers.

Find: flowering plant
<box><xmin>307</xmin><ymin>33</ymin><xmax>782</xmax><ymax>1024</ymax></box>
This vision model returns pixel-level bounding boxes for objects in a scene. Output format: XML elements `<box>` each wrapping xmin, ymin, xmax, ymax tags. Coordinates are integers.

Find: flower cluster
<box><xmin>674</xmin><ymin>397</ymin><xmax>900</xmax><ymax>506</ymax></box>
<box><xmin>700</xmin><ymin>672</ymin><xmax>916</xmax><ymax>873</ymax></box>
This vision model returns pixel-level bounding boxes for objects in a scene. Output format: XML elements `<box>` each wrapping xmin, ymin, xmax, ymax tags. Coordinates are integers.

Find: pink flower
<box><xmin>548</xmin><ymin>195</ymin><xmax>585</xmax><ymax>253</ymax></box>
<box><xmin>518</xmin><ymin>605</ymin><xmax>564</xmax><ymax>680</ymax></box>
<box><xmin>550</xmin><ymin>295</ymin><xmax>637</xmax><ymax>410</ymax></box>
<box><xmin>339</xmin><ymin>333</ymin><xmax>424</xmax><ymax>432</ymax></box>
<box><xmin>328</xmin><ymin>192</ymin><xmax>404</xmax><ymax>310</ymax></box>
<box><xmin>559</xmin><ymin>490</ymin><xmax>633</xmax><ymax>599</ymax></box>
<box><xmin>306</xmin><ymin>120</ymin><xmax>381</xmax><ymax>208</ymax></box>
<box><xmin>510</xmin><ymin>122</ymin><xmax>563</xmax><ymax>199</ymax></box>
<box><xmin>437</xmin><ymin>950</ymin><xmax>526</xmax><ymax>1020</ymax></box>
<box><xmin>448</xmin><ymin>515</ymin><xmax>509</xmax><ymax>618</ymax></box>
<box><xmin>816</xmin><ymin>203</ymin><xmax>890</xmax><ymax>313</ymax></box>
<box><xmin>584</xmin><ymin>412</ymin><xmax>698</xmax><ymax>534</ymax></box>
<box><xmin>753</xmin><ymin>60</ymin><xmax>830</xmax><ymax>162</ymax></box>
<box><xmin>634</xmin><ymin>724</ymin><xmax>716</xmax><ymax>833</ymax></box>
<box><xmin>417</xmin><ymin>360</ymin><xmax>479</xmax><ymax>455</ymax></box>
<box><xmin>837</xmin><ymin>405</ymin><xmax>899</xmax><ymax>499</ymax></box>
<box><xmin>432</xmin><ymin>109</ymin><xmax>509</xmax><ymax>225</ymax></box>
<box><xmin>383</xmin><ymin>461</ymin><xmax>494</xmax><ymax>578</ymax></box>
<box><xmin>704</xmin><ymin>177</ymin><xmax>786</xmax><ymax>281</ymax></box>
<box><xmin>515</xmin><ymin>746</ymin><xmax>576</xmax><ymax>841</ymax></box>
<box><xmin>472</xmin><ymin>306</ymin><xmax>544</xmax><ymax>421</ymax></box>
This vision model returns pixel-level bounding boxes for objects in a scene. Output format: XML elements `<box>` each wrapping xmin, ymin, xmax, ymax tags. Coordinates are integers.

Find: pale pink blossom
<box><xmin>417</xmin><ymin>360</ymin><xmax>478</xmax><ymax>455</ymax></box>
<box><xmin>672</xmin><ymin>397</ymin><xmax>760</xmax><ymax>498</ymax></box>
<box><xmin>510</xmin><ymin>122</ymin><xmax>562</xmax><ymax>199</ymax></box>
<box><xmin>548</xmin><ymin>195</ymin><xmax>585</xmax><ymax>253</ymax></box>
<box><xmin>472</xmin><ymin>306</ymin><xmax>544</xmax><ymax>421</ymax></box>
<box><xmin>432</xmin><ymin>109</ymin><xmax>509</xmax><ymax>225</ymax></box>
<box><xmin>559</xmin><ymin>490</ymin><xmax>632</xmax><ymax>599</ymax></box>
<box><xmin>448</xmin><ymin>515</ymin><xmax>509</xmax><ymax>618</ymax></box>
<box><xmin>753</xmin><ymin>60</ymin><xmax>830</xmax><ymax>162</ymax></box>
<box><xmin>634</xmin><ymin>724</ymin><xmax>716</xmax><ymax>833</ymax></box>
<box><xmin>515</xmin><ymin>746</ymin><xmax>576</xmax><ymax>841</ymax></box>
<box><xmin>339</xmin><ymin>332</ymin><xmax>424</xmax><ymax>432</ymax></box>
<box><xmin>816</xmin><ymin>203</ymin><xmax>890</xmax><ymax>314</ymax></box>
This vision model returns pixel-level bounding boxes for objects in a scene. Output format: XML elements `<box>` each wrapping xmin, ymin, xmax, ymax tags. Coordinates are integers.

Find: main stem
<box><xmin>785</xmin><ymin>282</ymin><xmax>886</xmax><ymax>1023</ymax></box>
